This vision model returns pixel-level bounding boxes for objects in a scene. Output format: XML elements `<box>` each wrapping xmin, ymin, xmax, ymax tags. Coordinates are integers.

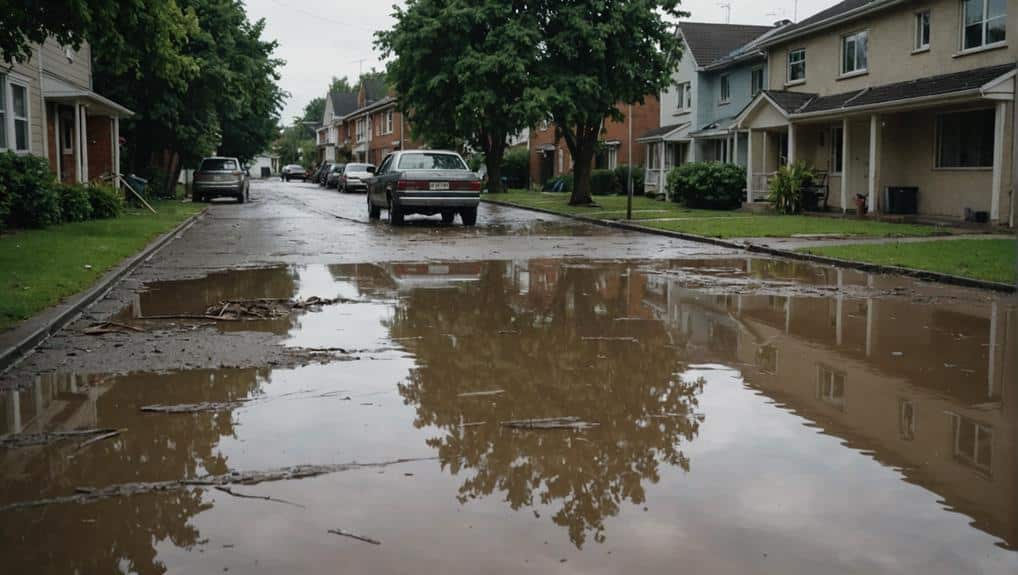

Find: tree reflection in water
<box><xmin>392</xmin><ymin>261</ymin><xmax>703</xmax><ymax>547</ymax></box>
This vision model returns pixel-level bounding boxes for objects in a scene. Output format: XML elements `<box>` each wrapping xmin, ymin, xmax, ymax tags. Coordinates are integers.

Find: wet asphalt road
<box><xmin>1</xmin><ymin>179</ymin><xmax>1017</xmax><ymax>574</ymax></box>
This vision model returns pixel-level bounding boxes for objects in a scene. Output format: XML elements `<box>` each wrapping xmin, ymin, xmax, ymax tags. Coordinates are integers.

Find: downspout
<box><xmin>38</xmin><ymin>45</ymin><xmax>48</xmax><ymax>161</ymax></box>
<box><xmin>1011</xmin><ymin>60</ymin><xmax>1017</xmax><ymax>286</ymax></box>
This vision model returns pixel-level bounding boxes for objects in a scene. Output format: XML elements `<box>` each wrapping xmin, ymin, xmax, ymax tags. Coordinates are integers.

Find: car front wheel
<box><xmin>460</xmin><ymin>207</ymin><xmax>477</xmax><ymax>226</ymax></box>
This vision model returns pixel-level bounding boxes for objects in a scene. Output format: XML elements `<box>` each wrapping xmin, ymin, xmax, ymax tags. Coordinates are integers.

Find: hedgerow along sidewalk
<box><xmin>0</xmin><ymin>200</ymin><xmax>203</xmax><ymax>331</ymax></box>
<box><xmin>486</xmin><ymin>190</ymin><xmax>1014</xmax><ymax>287</ymax></box>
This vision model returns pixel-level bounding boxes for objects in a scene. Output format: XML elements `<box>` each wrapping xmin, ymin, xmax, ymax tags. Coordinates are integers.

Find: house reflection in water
<box><xmin>643</xmin><ymin>258</ymin><xmax>1018</xmax><ymax>550</ymax></box>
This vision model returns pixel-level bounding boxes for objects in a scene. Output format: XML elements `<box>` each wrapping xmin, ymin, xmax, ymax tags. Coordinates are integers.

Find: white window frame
<box><xmin>751</xmin><ymin>66</ymin><xmax>764</xmax><ymax>95</ymax></box>
<box><xmin>840</xmin><ymin>30</ymin><xmax>869</xmax><ymax>76</ymax></box>
<box><xmin>384</xmin><ymin>109</ymin><xmax>393</xmax><ymax>135</ymax></box>
<box><xmin>914</xmin><ymin>11</ymin><xmax>931</xmax><ymax>52</ymax></box>
<box><xmin>951</xmin><ymin>414</ymin><xmax>993</xmax><ymax>473</ymax></box>
<box><xmin>1</xmin><ymin>75</ymin><xmax>31</xmax><ymax>153</ymax></box>
<box><xmin>961</xmin><ymin>0</ymin><xmax>1007</xmax><ymax>52</ymax></box>
<box><xmin>606</xmin><ymin>144</ymin><xmax>618</xmax><ymax>170</ymax></box>
<box><xmin>787</xmin><ymin>48</ymin><xmax>806</xmax><ymax>84</ymax></box>
<box><xmin>719</xmin><ymin>74</ymin><xmax>730</xmax><ymax>104</ymax></box>
<box><xmin>675</xmin><ymin>82</ymin><xmax>691</xmax><ymax>113</ymax></box>
<box><xmin>0</xmin><ymin>74</ymin><xmax>6</xmax><ymax>151</ymax></box>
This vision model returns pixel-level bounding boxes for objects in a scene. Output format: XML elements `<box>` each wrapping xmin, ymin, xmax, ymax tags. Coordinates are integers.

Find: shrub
<box><xmin>467</xmin><ymin>153</ymin><xmax>484</xmax><ymax>173</ymax></box>
<box><xmin>768</xmin><ymin>162</ymin><xmax>816</xmax><ymax>214</ymax></box>
<box><xmin>0</xmin><ymin>151</ymin><xmax>61</xmax><ymax>228</ymax></box>
<box><xmin>0</xmin><ymin>181</ymin><xmax>9</xmax><ymax>232</ymax></box>
<box><xmin>57</xmin><ymin>184</ymin><xmax>93</xmax><ymax>222</ymax></box>
<box><xmin>501</xmin><ymin>147</ymin><xmax>530</xmax><ymax>189</ymax></box>
<box><xmin>590</xmin><ymin>169</ymin><xmax>619</xmax><ymax>196</ymax></box>
<box><xmin>614</xmin><ymin>165</ymin><xmax>645</xmax><ymax>196</ymax></box>
<box><xmin>88</xmin><ymin>183</ymin><xmax>123</xmax><ymax>219</ymax></box>
<box><xmin>667</xmin><ymin>162</ymin><xmax>745</xmax><ymax>209</ymax></box>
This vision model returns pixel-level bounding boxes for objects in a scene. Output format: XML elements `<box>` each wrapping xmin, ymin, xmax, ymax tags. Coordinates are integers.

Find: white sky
<box><xmin>245</xmin><ymin>0</ymin><xmax>842</xmax><ymax>123</ymax></box>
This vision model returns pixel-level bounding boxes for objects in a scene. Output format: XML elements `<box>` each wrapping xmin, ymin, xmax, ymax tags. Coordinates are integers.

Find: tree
<box><xmin>377</xmin><ymin>0</ymin><xmax>542</xmax><ymax>193</ymax></box>
<box><xmin>536</xmin><ymin>0</ymin><xmax>685</xmax><ymax>205</ymax></box>
<box><xmin>0</xmin><ymin>1</ymin><xmax>121</xmax><ymax>63</ymax></box>
<box><xmin>329</xmin><ymin>76</ymin><xmax>353</xmax><ymax>94</ymax></box>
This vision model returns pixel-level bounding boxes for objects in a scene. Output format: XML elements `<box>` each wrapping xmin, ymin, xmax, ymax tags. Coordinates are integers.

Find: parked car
<box><xmin>282</xmin><ymin>164</ymin><xmax>307</xmax><ymax>182</ymax></box>
<box><xmin>192</xmin><ymin>156</ymin><xmax>249</xmax><ymax>203</ymax></box>
<box><xmin>366</xmin><ymin>150</ymin><xmax>480</xmax><ymax>226</ymax></box>
<box><xmin>326</xmin><ymin>164</ymin><xmax>346</xmax><ymax>188</ymax></box>
<box><xmin>315</xmin><ymin>162</ymin><xmax>333</xmax><ymax>186</ymax></box>
<box><xmin>339</xmin><ymin>163</ymin><xmax>375</xmax><ymax>193</ymax></box>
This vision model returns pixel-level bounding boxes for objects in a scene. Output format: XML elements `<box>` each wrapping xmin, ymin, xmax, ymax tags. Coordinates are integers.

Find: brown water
<box><xmin>2</xmin><ymin>259</ymin><xmax>1016</xmax><ymax>574</ymax></box>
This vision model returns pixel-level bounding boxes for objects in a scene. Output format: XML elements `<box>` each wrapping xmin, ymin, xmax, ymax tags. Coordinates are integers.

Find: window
<box><xmin>915</xmin><ymin>11</ymin><xmax>931</xmax><ymax>50</ymax></box>
<box><xmin>377</xmin><ymin>154</ymin><xmax>392</xmax><ymax>174</ymax></box>
<box><xmin>963</xmin><ymin>0</ymin><xmax>1006</xmax><ymax>50</ymax></box>
<box><xmin>816</xmin><ymin>365</ymin><xmax>846</xmax><ymax>411</ymax></box>
<box><xmin>396</xmin><ymin>152</ymin><xmax>468</xmax><ymax>170</ymax></box>
<box><xmin>0</xmin><ymin>76</ymin><xmax>6</xmax><ymax>150</ymax></box>
<box><xmin>0</xmin><ymin>76</ymin><xmax>29</xmax><ymax>152</ymax></box>
<box><xmin>787</xmin><ymin>49</ymin><xmax>806</xmax><ymax>82</ymax></box>
<box><xmin>719</xmin><ymin>74</ymin><xmax>730</xmax><ymax>103</ymax></box>
<box><xmin>936</xmin><ymin>109</ymin><xmax>995</xmax><ymax>168</ymax></box>
<box><xmin>648</xmin><ymin>142</ymin><xmax>660</xmax><ymax>169</ymax></box>
<box><xmin>751</xmin><ymin>67</ymin><xmax>764</xmax><ymax>95</ymax></box>
<box><xmin>675</xmin><ymin>82</ymin><xmax>691</xmax><ymax>112</ymax></box>
<box><xmin>199</xmin><ymin>158</ymin><xmax>239</xmax><ymax>171</ymax></box>
<box><xmin>830</xmin><ymin>126</ymin><xmax>844</xmax><ymax>173</ymax></box>
<box><xmin>952</xmin><ymin>414</ymin><xmax>992</xmax><ymax>472</ymax></box>
<box><xmin>61</xmin><ymin>112</ymin><xmax>73</xmax><ymax>153</ymax></box>
<box><xmin>384</xmin><ymin>110</ymin><xmax>393</xmax><ymax>135</ymax></box>
<box><xmin>606</xmin><ymin>145</ymin><xmax>618</xmax><ymax>170</ymax></box>
<box><xmin>841</xmin><ymin>30</ymin><xmax>869</xmax><ymax>74</ymax></box>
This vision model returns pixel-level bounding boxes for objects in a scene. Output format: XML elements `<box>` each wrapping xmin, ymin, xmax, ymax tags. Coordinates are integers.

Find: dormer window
<box><xmin>841</xmin><ymin>30</ymin><xmax>868</xmax><ymax>75</ymax></box>
<box><xmin>962</xmin><ymin>0</ymin><xmax>1006</xmax><ymax>50</ymax></box>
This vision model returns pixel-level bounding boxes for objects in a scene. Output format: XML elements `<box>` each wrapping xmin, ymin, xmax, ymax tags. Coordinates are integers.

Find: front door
<box><xmin>58</xmin><ymin>107</ymin><xmax>76</xmax><ymax>183</ymax></box>
<box><xmin>540</xmin><ymin>151</ymin><xmax>554</xmax><ymax>184</ymax></box>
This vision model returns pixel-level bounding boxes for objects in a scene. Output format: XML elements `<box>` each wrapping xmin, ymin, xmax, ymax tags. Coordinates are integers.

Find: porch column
<box><xmin>659</xmin><ymin>141</ymin><xmax>666</xmax><ymax>194</ymax></box>
<box><xmin>868</xmin><ymin>115</ymin><xmax>880</xmax><ymax>214</ymax></box>
<box><xmin>73</xmin><ymin>103</ymin><xmax>83</xmax><ymax>183</ymax></box>
<box><xmin>79</xmin><ymin>105</ymin><xmax>89</xmax><ymax>182</ymax></box>
<box><xmin>728</xmin><ymin>135</ymin><xmax>735</xmax><ymax>164</ymax></box>
<box><xmin>762</xmin><ymin>132</ymin><xmax>768</xmax><ymax>173</ymax></box>
<box><xmin>787</xmin><ymin>123</ymin><xmax>796</xmax><ymax>165</ymax></box>
<box><xmin>991</xmin><ymin>101</ymin><xmax>1006</xmax><ymax>222</ymax></box>
<box><xmin>746</xmin><ymin>128</ymin><xmax>754</xmax><ymax>202</ymax></box>
<box><xmin>113</xmin><ymin>116</ymin><xmax>121</xmax><ymax>188</ymax></box>
<box><xmin>54</xmin><ymin>107</ymin><xmax>62</xmax><ymax>182</ymax></box>
<box><xmin>841</xmin><ymin>118</ymin><xmax>850</xmax><ymax>213</ymax></box>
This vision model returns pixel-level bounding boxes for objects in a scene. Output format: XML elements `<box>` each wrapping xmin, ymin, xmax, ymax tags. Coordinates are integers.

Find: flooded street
<box><xmin>2</xmin><ymin>182</ymin><xmax>1016</xmax><ymax>573</ymax></box>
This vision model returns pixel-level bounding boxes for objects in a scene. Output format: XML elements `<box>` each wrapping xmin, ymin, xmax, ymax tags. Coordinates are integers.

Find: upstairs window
<box><xmin>915</xmin><ymin>11</ymin><xmax>931</xmax><ymax>50</ymax></box>
<box><xmin>787</xmin><ymin>49</ymin><xmax>806</xmax><ymax>82</ymax></box>
<box><xmin>719</xmin><ymin>74</ymin><xmax>730</xmax><ymax>103</ymax></box>
<box><xmin>675</xmin><ymin>82</ymin><xmax>691</xmax><ymax>112</ymax></box>
<box><xmin>751</xmin><ymin>67</ymin><xmax>764</xmax><ymax>95</ymax></box>
<box><xmin>841</xmin><ymin>30</ymin><xmax>869</xmax><ymax>74</ymax></box>
<box><xmin>963</xmin><ymin>0</ymin><xmax>1006</xmax><ymax>50</ymax></box>
<box><xmin>384</xmin><ymin>110</ymin><xmax>394</xmax><ymax>134</ymax></box>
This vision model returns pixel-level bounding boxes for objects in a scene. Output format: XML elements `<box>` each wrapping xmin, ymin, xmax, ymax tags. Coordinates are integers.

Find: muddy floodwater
<box><xmin>2</xmin><ymin>258</ymin><xmax>1016</xmax><ymax>574</ymax></box>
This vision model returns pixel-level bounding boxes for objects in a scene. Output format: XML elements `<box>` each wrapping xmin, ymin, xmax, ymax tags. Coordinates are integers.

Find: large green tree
<box><xmin>377</xmin><ymin>0</ymin><xmax>542</xmax><ymax>193</ymax></box>
<box><xmin>0</xmin><ymin>0</ymin><xmax>122</xmax><ymax>63</ymax></box>
<box><xmin>537</xmin><ymin>0</ymin><xmax>684</xmax><ymax>205</ymax></box>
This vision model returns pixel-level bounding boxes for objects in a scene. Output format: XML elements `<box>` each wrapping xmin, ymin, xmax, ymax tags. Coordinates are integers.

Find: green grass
<box><xmin>0</xmin><ymin>200</ymin><xmax>202</xmax><ymax>330</ymax></box>
<box><xmin>487</xmin><ymin>190</ymin><xmax>941</xmax><ymax>239</ymax></box>
<box><xmin>799</xmin><ymin>239</ymin><xmax>1018</xmax><ymax>284</ymax></box>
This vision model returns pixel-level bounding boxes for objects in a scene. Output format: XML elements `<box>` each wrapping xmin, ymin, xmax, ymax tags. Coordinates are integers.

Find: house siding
<box><xmin>39</xmin><ymin>38</ymin><xmax>91</xmax><ymax>89</ymax></box>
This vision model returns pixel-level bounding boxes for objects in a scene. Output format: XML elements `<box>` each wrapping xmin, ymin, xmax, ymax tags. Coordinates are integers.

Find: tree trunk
<box><xmin>484</xmin><ymin>142</ymin><xmax>506</xmax><ymax>194</ymax></box>
<box><xmin>569</xmin><ymin>138</ymin><xmax>596</xmax><ymax>206</ymax></box>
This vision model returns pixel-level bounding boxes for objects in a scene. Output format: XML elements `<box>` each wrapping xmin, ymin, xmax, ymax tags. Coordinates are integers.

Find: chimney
<box><xmin>774</xmin><ymin>19</ymin><xmax>792</xmax><ymax>27</ymax></box>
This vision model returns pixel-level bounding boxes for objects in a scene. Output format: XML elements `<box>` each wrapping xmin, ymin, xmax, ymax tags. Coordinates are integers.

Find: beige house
<box><xmin>736</xmin><ymin>0</ymin><xmax>1016</xmax><ymax>226</ymax></box>
<box><xmin>2</xmin><ymin>39</ymin><xmax>131</xmax><ymax>183</ymax></box>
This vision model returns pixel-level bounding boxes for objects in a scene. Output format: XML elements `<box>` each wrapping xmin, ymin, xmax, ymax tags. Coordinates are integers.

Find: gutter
<box><xmin>787</xmin><ymin>88</ymin><xmax>980</xmax><ymax>120</ymax></box>
<box><xmin>699</xmin><ymin>51</ymin><xmax>766</xmax><ymax>72</ymax></box>
<box><xmin>758</xmin><ymin>0</ymin><xmax>908</xmax><ymax>49</ymax></box>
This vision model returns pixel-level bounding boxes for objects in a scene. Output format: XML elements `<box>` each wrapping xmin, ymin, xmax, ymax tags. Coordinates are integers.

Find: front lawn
<box><xmin>487</xmin><ymin>190</ymin><xmax>942</xmax><ymax>239</ymax></box>
<box><xmin>799</xmin><ymin>239</ymin><xmax>1017</xmax><ymax>284</ymax></box>
<box><xmin>0</xmin><ymin>200</ymin><xmax>202</xmax><ymax>330</ymax></box>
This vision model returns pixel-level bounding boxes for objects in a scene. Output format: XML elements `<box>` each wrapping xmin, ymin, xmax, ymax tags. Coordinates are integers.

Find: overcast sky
<box><xmin>245</xmin><ymin>0</ymin><xmax>842</xmax><ymax>123</ymax></box>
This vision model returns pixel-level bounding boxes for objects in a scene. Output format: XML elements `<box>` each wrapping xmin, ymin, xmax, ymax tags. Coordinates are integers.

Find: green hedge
<box><xmin>590</xmin><ymin>169</ymin><xmax>620</xmax><ymax>196</ymax></box>
<box><xmin>667</xmin><ymin>162</ymin><xmax>745</xmax><ymax>209</ymax></box>
<box><xmin>88</xmin><ymin>184</ymin><xmax>123</xmax><ymax>219</ymax></box>
<box><xmin>57</xmin><ymin>184</ymin><xmax>93</xmax><ymax>222</ymax></box>
<box><xmin>614</xmin><ymin>165</ymin><xmax>645</xmax><ymax>196</ymax></box>
<box><xmin>0</xmin><ymin>152</ymin><xmax>61</xmax><ymax>228</ymax></box>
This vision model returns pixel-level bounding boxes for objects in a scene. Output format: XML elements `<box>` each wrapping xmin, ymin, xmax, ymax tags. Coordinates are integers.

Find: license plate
<box><xmin>429</xmin><ymin>181</ymin><xmax>450</xmax><ymax>191</ymax></box>
<box><xmin>214</xmin><ymin>174</ymin><xmax>232</xmax><ymax>181</ymax></box>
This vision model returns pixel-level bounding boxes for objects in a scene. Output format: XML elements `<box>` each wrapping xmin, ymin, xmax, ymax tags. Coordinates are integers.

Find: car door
<box><xmin>370</xmin><ymin>154</ymin><xmax>393</xmax><ymax>205</ymax></box>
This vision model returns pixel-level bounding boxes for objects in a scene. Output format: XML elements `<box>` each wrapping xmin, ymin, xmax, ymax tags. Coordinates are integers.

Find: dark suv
<box><xmin>193</xmin><ymin>157</ymin><xmax>249</xmax><ymax>203</ymax></box>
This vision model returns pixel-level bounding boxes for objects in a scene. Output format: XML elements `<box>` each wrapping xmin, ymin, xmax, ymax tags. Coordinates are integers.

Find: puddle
<box><xmin>2</xmin><ymin>259</ymin><xmax>1016</xmax><ymax>573</ymax></box>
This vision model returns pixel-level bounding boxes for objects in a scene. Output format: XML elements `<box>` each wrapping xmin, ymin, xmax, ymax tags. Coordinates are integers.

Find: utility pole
<box><xmin>627</xmin><ymin>103</ymin><xmax>633</xmax><ymax>220</ymax></box>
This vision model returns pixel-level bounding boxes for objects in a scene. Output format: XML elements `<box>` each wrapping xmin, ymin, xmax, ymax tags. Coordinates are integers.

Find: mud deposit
<box><xmin>2</xmin><ymin>256</ymin><xmax>1016</xmax><ymax>574</ymax></box>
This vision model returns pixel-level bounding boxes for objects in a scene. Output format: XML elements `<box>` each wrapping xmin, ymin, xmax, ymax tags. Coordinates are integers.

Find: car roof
<box><xmin>202</xmin><ymin>156</ymin><xmax>240</xmax><ymax>161</ymax></box>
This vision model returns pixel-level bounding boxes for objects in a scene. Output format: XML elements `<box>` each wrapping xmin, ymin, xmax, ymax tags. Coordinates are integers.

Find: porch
<box><xmin>42</xmin><ymin>75</ymin><xmax>131</xmax><ymax>185</ymax></box>
<box><xmin>636</xmin><ymin>122</ymin><xmax>691</xmax><ymax>199</ymax></box>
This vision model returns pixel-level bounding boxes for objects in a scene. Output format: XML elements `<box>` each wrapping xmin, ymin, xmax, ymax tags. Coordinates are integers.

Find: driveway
<box><xmin>2</xmin><ymin>179</ymin><xmax>1016</xmax><ymax>574</ymax></box>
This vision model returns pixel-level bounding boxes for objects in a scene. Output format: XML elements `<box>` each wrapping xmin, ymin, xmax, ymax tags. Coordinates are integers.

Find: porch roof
<box><xmin>636</xmin><ymin>122</ymin><xmax>690</xmax><ymax>143</ymax></box>
<box><xmin>41</xmin><ymin>74</ymin><xmax>133</xmax><ymax>117</ymax></box>
<box><xmin>688</xmin><ymin>116</ymin><xmax>737</xmax><ymax>137</ymax></box>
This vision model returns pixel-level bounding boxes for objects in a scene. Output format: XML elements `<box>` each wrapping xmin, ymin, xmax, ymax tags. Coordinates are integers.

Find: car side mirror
<box><xmin>367</xmin><ymin>166</ymin><xmax>376</xmax><ymax>174</ymax></box>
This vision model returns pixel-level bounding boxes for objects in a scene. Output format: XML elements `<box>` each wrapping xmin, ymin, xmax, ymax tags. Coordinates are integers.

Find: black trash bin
<box><xmin>884</xmin><ymin>186</ymin><xmax>918</xmax><ymax>214</ymax></box>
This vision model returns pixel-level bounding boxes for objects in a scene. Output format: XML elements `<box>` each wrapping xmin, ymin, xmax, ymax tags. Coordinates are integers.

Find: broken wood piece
<box><xmin>580</xmin><ymin>336</ymin><xmax>639</xmax><ymax>343</ymax></box>
<box><xmin>460</xmin><ymin>421</ymin><xmax>486</xmax><ymax>428</ymax></box>
<box><xmin>76</xmin><ymin>429</ymin><xmax>124</xmax><ymax>451</ymax></box>
<box><xmin>1</xmin><ymin>428</ymin><xmax>121</xmax><ymax>449</ymax></box>
<box><xmin>328</xmin><ymin>528</ymin><xmax>381</xmax><ymax>545</ymax></box>
<box><xmin>214</xmin><ymin>486</ymin><xmax>305</xmax><ymax>508</ymax></box>
<box><xmin>140</xmin><ymin>399</ymin><xmax>253</xmax><ymax>413</ymax></box>
<box><xmin>457</xmin><ymin>389</ymin><xmax>504</xmax><ymax>398</ymax></box>
<box><xmin>83</xmin><ymin>321</ymin><xmax>144</xmax><ymax>335</ymax></box>
<box><xmin>500</xmin><ymin>417</ymin><xmax>599</xmax><ymax>431</ymax></box>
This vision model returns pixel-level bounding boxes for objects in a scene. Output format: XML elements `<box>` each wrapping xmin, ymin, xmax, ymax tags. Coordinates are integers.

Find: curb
<box><xmin>482</xmin><ymin>198</ymin><xmax>1016</xmax><ymax>293</ymax></box>
<box><xmin>0</xmin><ymin>207</ymin><xmax>209</xmax><ymax>373</ymax></box>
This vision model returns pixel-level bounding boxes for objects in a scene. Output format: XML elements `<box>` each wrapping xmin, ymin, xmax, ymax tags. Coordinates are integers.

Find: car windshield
<box><xmin>331</xmin><ymin>165</ymin><xmax>344</xmax><ymax>173</ymax></box>
<box><xmin>346</xmin><ymin>164</ymin><xmax>372</xmax><ymax>172</ymax></box>
<box><xmin>285</xmin><ymin>165</ymin><xmax>303</xmax><ymax>171</ymax></box>
<box><xmin>397</xmin><ymin>153</ymin><xmax>467</xmax><ymax>170</ymax></box>
<box><xmin>200</xmin><ymin>158</ymin><xmax>238</xmax><ymax>171</ymax></box>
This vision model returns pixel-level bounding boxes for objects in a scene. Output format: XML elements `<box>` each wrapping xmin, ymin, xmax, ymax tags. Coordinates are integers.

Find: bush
<box><xmin>467</xmin><ymin>153</ymin><xmax>484</xmax><ymax>173</ymax></box>
<box><xmin>614</xmin><ymin>165</ymin><xmax>645</xmax><ymax>196</ymax></box>
<box><xmin>57</xmin><ymin>184</ymin><xmax>93</xmax><ymax>222</ymax></box>
<box><xmin>0</xmin><ymin>151</ymin><xmax>61</xmax><ymax>228</ymax></box>
<box><xmin>502</xmin><ymin>147</ymin><xmax>529</xmax><ymax>189</ymax></box>
<box><xmin>590</xmin><ymin>169</ymin><xmax>620</xmax><ymax>196</ymax></box>
<box><xmin>88</xmin><ymin>183</ymin><xmax>123</xmax><ymax>219</ymax></box>
<box><xmin>768</xmin><ymin>162</ymin><xmax>816</xmax><ymax>214</ymax></box>
<box><xmin>0</xmin><ymin>181</ymin><xmax>9</xmax><ymax>232</ymax></box>
<box><xmin>667</xmin><ymin>162</ymin><xmax>745</xmax><ymax>209</ymax></box>
<box><xmin>542</xmin><ymin>174</ymin><xmax>573</xmax><ymax>193</ymax></box>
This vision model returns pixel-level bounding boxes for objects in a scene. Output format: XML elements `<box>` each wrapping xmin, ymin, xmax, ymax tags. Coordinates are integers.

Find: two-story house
<box><xmin>317</xmin><ymin>90</ymin><xmax>358</xmax><ymax>163</ymax></box>
<box><xmin>2</xmin><ymin>39</ymin><xmax>132</xmax><ymax>184</ymax></box>
<box><xmin>639</xmin><ymin>22</ymin><xmax>776</xmax><ymax>196</ymax></box>
<box><xmin>736</xmin><ymin>0</ymin><xmax>1015</xmax><ymax>226</ymax></box>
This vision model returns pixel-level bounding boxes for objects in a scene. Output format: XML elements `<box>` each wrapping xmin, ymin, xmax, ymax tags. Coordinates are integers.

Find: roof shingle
<box><xmin>678</xmin><ymin>22</ymin><xmax>774</xmax><ymax>67</ymax></box>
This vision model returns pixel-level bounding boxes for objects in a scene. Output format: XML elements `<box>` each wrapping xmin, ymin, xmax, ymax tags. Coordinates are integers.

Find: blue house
<box><xmin>639</xmin><ymin>21</ymin><xmax>785</xmax><ymax>197</ymax></box>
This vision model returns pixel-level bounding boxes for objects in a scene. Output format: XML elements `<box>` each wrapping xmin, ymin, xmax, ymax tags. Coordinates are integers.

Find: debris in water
<box><xmin>328</xmin><ymin>528</ymin><xmax>381</xmax><ymax>545</ymax></box>
<box><xmin>75</xmin><ymin>429</ymin><xmax>124</xmax><ymax>451</ymax></box>
<box><xmin>1</xmin><ymin>428</ymin><xmax>122</xmax><ymax>449</ymax></box>
<box><xmin>457</xmin><ymin>389</ymin><xmax>504</xmax><ymax>398</ymax></box>
<box><xmin>581</xmin><ymin>336</ymin><xmax>639</xmax><ymax>343</ymax></box>
<box><xmin>213</xmin><ymin>486</ymin><xmax>305</xmax><ymax>508</ymax></box>
<box><xmin>83</xmin><ymin>321</ymin><xmax>144</xmax><ymax>335</ymax></box>
<box><xmin>501</xmin><ymin>417</ymin><xmax>599</xmax><ymax>431</ymax></box>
